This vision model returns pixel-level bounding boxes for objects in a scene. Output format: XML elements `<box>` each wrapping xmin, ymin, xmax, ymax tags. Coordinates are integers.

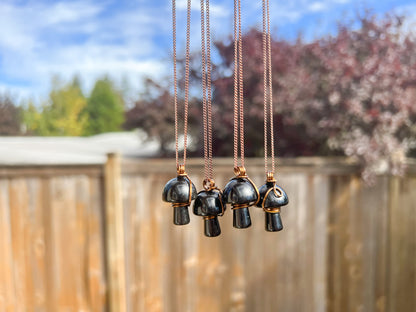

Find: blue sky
<box><xmin>0</xmin><ymin>0</ymin><xmax>415</xmax><ymax>102</ymax></box>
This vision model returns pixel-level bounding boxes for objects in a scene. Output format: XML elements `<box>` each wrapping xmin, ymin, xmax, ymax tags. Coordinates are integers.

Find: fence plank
<box><xmin>9</xmin><ymin>178</ymin><xmax>30</xmax><ymax>312</ymax></box>
<box><xmin>0</xmin><ymin>180</ymin><xmax>16</xmax><ymax>312</ymax></box>
<box><xmin>86</xmin><ymin>176</ymin><xmax>107</xmax><ymax>312</ymax></box>
<box><xmin>388</xmin><ymin>176</ymin><xmax>416</xmax><ymax>312</ymax></box>
<box><xmin>105</xmin><ymin>153</ymin><xmax>127</xmax><ymax>312</ymax></box>
<box><xmin>26</xmin><ymin>178</ymin><xmax>47</xmax><ymax>311</ymax></box>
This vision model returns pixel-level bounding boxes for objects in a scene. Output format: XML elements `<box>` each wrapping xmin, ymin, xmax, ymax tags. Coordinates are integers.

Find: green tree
<box><xmin>22</xmin><ymin>100</ymin><xmax>45</xmax><ymax>135</ymax></box>
<box><xmin>0</xmin><ymin>94</ymin><xmax>21</xmax><ymax>135</ymax></box>
<box><xmin>83</xmin><ymin>77</ymin><xmax>124</xmax><ymax>135</ymax></box>
<box><xmin>23</xmin><ymin>77</ymin><xmax>88</xmax><ymax>136</ymax></box>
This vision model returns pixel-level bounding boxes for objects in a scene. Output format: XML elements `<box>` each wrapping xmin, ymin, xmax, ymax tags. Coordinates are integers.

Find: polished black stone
<box><xmin>233</xmin><ymin>207</ymin><xmax>252</xmax><ymax>228</ymax></box>
<box><xmin>193</xmin><ymin>190</ymin><xmax>225</xmax><ymax>237</ymax></box>
<box><xmin>162</xmin><ymin>175</ymin><xmax>197</xmax><ymax>203</ymax></box>
<box><xmin>265</xmin><ymin>212</ymin><xmax>283</xmax><ymax>232</ymax></box>
<box><xmin>257</xmin><ymin>181</ymin><xmax>289</xmax><ymax>208</ymax></box>
<box><xmin>173</xmin><ymin>206</ymin><xmax>190</xmax><ymax>225</ymax></box>
<box><xmin>223</xmin><ymin>177</ymin><xmax>258</xmax><ymax>229</ymax></box>
<box><xmin>223</xmin><ymin>177</ymin><xmax>258</xmax><ymax>204</ymax></box>
<box><xmin>162</xmin><ymin>175</ymin><xmax>197</xmax><ymax>225</ymax></box>
<box><xmin>193</xmin><ymin>190</ymin><xmax>225</xmax><ymax>217</ymax></box>
<box><xmin>204</xmin><ymin>217</ymin><xmax>221</xmax><ymax>237</ymax></box>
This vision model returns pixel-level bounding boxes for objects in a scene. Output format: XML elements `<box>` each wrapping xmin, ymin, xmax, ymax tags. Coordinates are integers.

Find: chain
<box><xmin>206</xmin><ymin>0</ymin><xmax>213</xmax><ymax>179</ymax></box>
<box><xmin>172</xmin><ymin>0</ymin><xmax>192</xmax><ymax>171</ymax></box>
<box><xmin>172</xmin><ymin>0</ymin><xmax>179</xmax><ymax>169</ymax></box>
<box><xmin>262</xmin><ymin>0</ymin><xmax>275</xmax><ymax>174</ymax></box>
<box><xmin>201</xmin><ymin>0</ymin><xmax>213</xmax><ymax>181</ymax></box>
<box><xmin>200</xmin><ymin>0</ymin><xmax>208</xmax><ymax>179</ymax></box>
<box><xmin>233</xmin><ymin>0</ymin><xmax>245</xmax><ymax>170</ymax></box>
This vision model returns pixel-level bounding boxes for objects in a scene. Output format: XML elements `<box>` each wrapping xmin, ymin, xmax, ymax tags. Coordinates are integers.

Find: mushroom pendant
<box><xmin>162</xmin><ymin>165</ymin><xmax>197</xmax><ymax>225</ymax></box>
<box><xmin>257</xmin><ymin>172</ymin><xmax>288</xmax><ymax>231</ymax></box>
<box><xmin>223</xmin><ymin>166</ymin><xmax>260</xmax><ymax>229</ymax></box>
<box><xmin>193</xmin><ymin>179</ymin><xmax>226</xmax><ymax>237</ymax></box>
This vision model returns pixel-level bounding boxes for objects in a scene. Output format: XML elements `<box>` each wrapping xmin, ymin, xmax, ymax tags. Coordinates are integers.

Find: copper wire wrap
<box><xmin>201</xmin><ymin>181</ymin><xmax>225</xmax><ymax>217</ymax></box>
<box><xmin>173</xmin><ymin>202</ymin><xmax>190</xmax><ymax>208</ymax></box>
<box><xmin>231</xmin><ymin>203</ymin><xmax>250</xmax><ymax>210</ymax></box>
<box><xmin>263</xmin><ymin>207</ymin><xmax>281</xmax><ymax>214</ymax></box>
<box><xmin>261</xmin><ymin>184</ymin><xmax>283</xmax><ymax>212</ymax></box>
<box><xmin>233</xmin><ymin>166</ymin><xmax>260</xmax><ymax>207</ymax></box>
<box><xmin>177</xmin><ymin>164</ymin><xmax>186</xmax><ymax>176</ymax></box>
<box><xmin>262</xmin><ymin>0</ymin><xmax>276</xmax><ymax>175</ymax></box>
<box><xmin>234</xmin><ymin>166</ymin><xmax>247</xmax><ymax>177</ymax></box>
<box><xmin>203</xmin><ymin>215</ymin><xmax>216</xmax><ymax>220</ymax></box>
<box><xmin>266</xmin><ymin>171</ymin><xmax>276</xmax><ymax>182</ymax></box>
<box><xmin>172</xmin><ymin>0</ymin><xmax>192</xmax><ymax>170</ymax></box>
<box><xmin>233</xmin><ymin>0</ymin><xmax>245</xmax><ymax>169</ymax></box>
<box><xmin>172</xmin><ymin>172</ymin><xmax>194</xmax><ymax>208</ymax></box>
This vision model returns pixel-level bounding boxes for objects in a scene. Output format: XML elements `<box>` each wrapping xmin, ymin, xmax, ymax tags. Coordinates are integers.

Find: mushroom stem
<box><xmin>173</xmin><ymin>205</ymin><xmax>190</xmax><ymax>225</ymax></box>
<box><xmin>233</xmin><ymin>206</ymin><xmax>251</xmax><ymax>229</ymax></box>
<box><xmin>203</xmin><ymin>216</ymin><xmax>221</xmax><ymax>237</ymax></box>
<box><xmin>265</xmin><ymin>211</ymin><xmax>283</xmax><ymax>232</ymax></box>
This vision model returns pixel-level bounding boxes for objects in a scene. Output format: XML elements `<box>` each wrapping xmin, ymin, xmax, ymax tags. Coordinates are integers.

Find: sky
<box><xmin>0</xmin><ymin>0</ymin><xmax>415</xmax><ymax>103</ymax></box>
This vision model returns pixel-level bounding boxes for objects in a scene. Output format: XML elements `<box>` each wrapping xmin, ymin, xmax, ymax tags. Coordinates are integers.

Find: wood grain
<box><xmin>0</xmin><ymin>157</ymin><xmax>415</xmax><ymax>312</ymax></box>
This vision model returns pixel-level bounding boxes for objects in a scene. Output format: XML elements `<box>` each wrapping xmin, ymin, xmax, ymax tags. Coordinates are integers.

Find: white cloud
<box><xmin>267</xmin><ymin>0</ymin><xmax>352</xmax><ymax>24</ymax></box>
<box><xmin>0</xmin><ymin>0</ymin><xmax>169</xmax><ymax>101</ymax></box>
<box><xmin>176</xmin><ymin>0</ymin><xmax>229</xmax><ymax>17</ymax></box>
<box><xmin>308</xmin><ymin>2</ymin><xmax>328</xmax><ymax>13</ymax></box>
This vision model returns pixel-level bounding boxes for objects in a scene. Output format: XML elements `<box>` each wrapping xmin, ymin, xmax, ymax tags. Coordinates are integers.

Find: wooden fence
<box><xmin>0</xmin><ymin>156</ymin><xmax>415</xmax><ymax>312</ymax></box>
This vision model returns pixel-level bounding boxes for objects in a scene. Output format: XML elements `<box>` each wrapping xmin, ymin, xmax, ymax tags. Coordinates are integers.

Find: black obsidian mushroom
<box><xmin>257</xmin><ymin>174</ymin><xmax>289</xmax><ymax>232</ymax></box>
<box><xmin>223</xmin><ymin>167</ymin><xmax>259</xmax><ymax>229</ymax></box>
<box><xmin>162</xmin><ymin>167</ymin><xmax>197</xmax><ymax>225</ymax></box>
<box><xmin>193</xmin><ymin>188</ymin><xmax>225</xmax><ymax>237</ymax></box>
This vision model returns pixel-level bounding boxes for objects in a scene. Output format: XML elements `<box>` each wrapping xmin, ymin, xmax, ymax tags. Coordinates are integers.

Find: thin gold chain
<box><xmin>233</xmin><ymin>0</ymin><xmax>239</xmax><ymax>169</ymax></box>
<box><xmin>200</xmin><ymin>0</ymin><xmax>208</xmax><ymax>179</ymax></box>
<box><xmin>267</xmin><ymin>0</ymin><xmax>275</xmax><ymax>173</ymax></box>
<box><xmin>183</xmin><ymin>0</ymin><xmax>192</xmax><ymax>168</ymax></box>
<box><xmin>263</xmin><ymin>0</ymin><xmax>275</xmax><ymax>174</ymax></box>
<box><xmin>206</xmin><ymin>0</ymin><xmax>213</xmax><ymax>179</ymax></box>
<box><xmin>201</xmin><ymin>0</ymin><xmax>213</xmax><ymax>180</ymax></box>
<box><xmin>172</xmin><ymin>0</ymin><xmax>179</xmax><ymax>169</ymax></box>
<box><xmin>172</xmin><ymin>0</ymin><xmax>192</xmax><ymax>170</ymax></box>
<box><xmin>238</xmin><ymin>0</ymin><xmax>244</xmax><ymax>168</ymax></box>
<box><xmin>233</xmin><ymin>0</ymin><xmax>244</xmax><ymax>170</ymax></box>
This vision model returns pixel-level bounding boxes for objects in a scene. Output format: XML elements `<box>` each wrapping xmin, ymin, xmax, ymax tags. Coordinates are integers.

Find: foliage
<box><xmin>0</xmin><ymin>94</ymin><xmax>21</xmax><ymax>135</ymax></box>
<box><xmin>275</xmin><ymin>15</ymin><xmax>416</xmax><ymax>180</ymax></box>
<box><xmin>126</xmin><ymin>14</ymin><xmax>416</xmax><ymax>181</ymax></box>
<box><xmin>83</xmin><ymin>77</ymin><xmax>125</xmax><ymax>136</ymax></box>
<box><xmin>124</xmin><ymin>78</ymin><xmax>200</xmax><ymax>155</ymax></box>
<box><xmin>23</xmin><ymin>77</ymin><xmax>87</xmax><ymax>136</ymax></box>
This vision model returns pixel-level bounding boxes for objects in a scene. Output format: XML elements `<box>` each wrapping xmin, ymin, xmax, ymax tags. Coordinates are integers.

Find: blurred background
<box><xmin>0</xmin><ymin>0</ymin><xmax>415</xmax><ymax>311</ymax></box>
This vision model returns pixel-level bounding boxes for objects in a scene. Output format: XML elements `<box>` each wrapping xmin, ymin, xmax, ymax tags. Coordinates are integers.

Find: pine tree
<box><xmin>83</xmin><ymin>77</ymin><xmax>124</xmax><ymax>135</ymax></box>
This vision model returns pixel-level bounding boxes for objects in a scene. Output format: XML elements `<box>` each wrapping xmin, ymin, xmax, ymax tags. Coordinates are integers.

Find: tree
<box><xmin>275</xmin><ymin>15</ymin><xmax>416</xmax><ymax>181</ymax></box>
<box><xmin>83</xmin><ymin>77</ymin><xmax>124</xmax><ymax>135</ymax></box>
<box><xmin>0</xmin><ymin>94</ymin><xmax>21</xmax><ymax>135</ymax></box>
<box><xmin>124</xmin><ymin>78</ymin><xmax>200</xmax><ymax>155</ymax></box>
<box><xmin>126</xmin><ymin>13</ymin><xmax>416</xmax><ymax>181</ymax></box>
<box><xmin>23</xmin><ymin>77</ymin><xmax>88</xmax><ymax>136</ymax></box>
<box><xmin>21</xmin><ymin>100</ymin><xmax>44</xmax><ymax>135</ymax></box>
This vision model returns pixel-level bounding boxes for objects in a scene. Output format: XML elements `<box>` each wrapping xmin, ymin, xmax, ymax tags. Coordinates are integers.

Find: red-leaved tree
<box><xmin>126</xmin><ymin>14</ymin><xmax>416</xmax><ymax>181</ymax></box>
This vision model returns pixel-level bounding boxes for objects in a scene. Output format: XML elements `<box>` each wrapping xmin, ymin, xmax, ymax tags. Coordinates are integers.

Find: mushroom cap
<box><xmin>223</xmin><ymin>177</ymin><xmax>258</xmax><ymax>205</ymax></box>
<box><xmin>193</xmin><ymin>190</ymin><xmax>225</xmax><ymax>216</ymax></box>
<box><xmin>162</xmin><ymin>176</ymin><xmax>197</xmax><ymax>203</ymax></box>
<box><xmin>257</xmin><ymin>182</ymin><xmax>289</xmax><ymax>208</ymax></box>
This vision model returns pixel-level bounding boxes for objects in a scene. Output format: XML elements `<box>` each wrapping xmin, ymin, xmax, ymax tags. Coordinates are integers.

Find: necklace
<box><xmin>162</xmin><ymin>0</ymin><xmax>196</xmax><ymax>226</ymax></box>
<box><xmin>222</xmin><ymin>0</ymin><xmax>260</xmax><ymax>230</ymax></box>
<box><xmin>256</xmin><ymin>0</ymin><xmax>289</xmax><ymax>232</ymax></box>
<box><xmin>192</xmin><ymin>0</ymin><xmax>226</xmax><ymax>237</ymax></box>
